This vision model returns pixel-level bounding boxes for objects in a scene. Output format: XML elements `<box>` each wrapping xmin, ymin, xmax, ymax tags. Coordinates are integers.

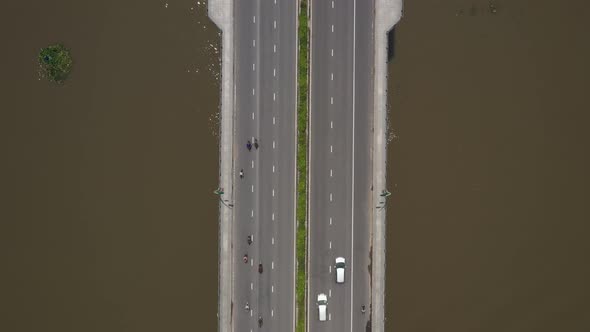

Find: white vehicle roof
<box><xmin>335</xmin><ymin>257</ymin><xmax>345</xmax><ymax>283</ymax></box>
<box><xmin>317</xmin><ymin>293</ymin><xmax>327</xmax><ymax>321</ymax></box>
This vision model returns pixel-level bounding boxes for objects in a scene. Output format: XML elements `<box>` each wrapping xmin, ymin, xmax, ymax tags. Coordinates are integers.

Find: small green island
<box><xmin>38</xmin><ymin>44</ymin><xmax>73</xmax><ymax>83</ymax></box>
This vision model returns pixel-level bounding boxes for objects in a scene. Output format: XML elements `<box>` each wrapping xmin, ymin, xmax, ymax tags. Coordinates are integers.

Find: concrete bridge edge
<box><xmin>208</xmin><ymin>1</ymin><xmax>234</xmax><ymax>332</ymax></box>
<box><xmin>372</xmin><ymin>0</ymin><xmax>403</xmax><ymax>331</ymax></box>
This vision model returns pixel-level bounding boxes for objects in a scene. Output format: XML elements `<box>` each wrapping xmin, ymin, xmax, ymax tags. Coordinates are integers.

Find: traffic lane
<box><xmin>308</xmin><ymin>9</ymin><xmax>354</xmax><ymax>332</ymax></box>
<box><xmin>257</xmin><ymin>0</ymin><xmax>279</xmax><ymax>330</ymax></box>
<box><xmin>350</xmin><ymin>0</ymin><xmax>374</xmax><ymax>330</ymax></box>
<box><xmin>233</xmin><ymin>0</ymin><xmax>259</xmax><ymax>330</ymax></box>
<box><xmin>275</xmin><ymin>0</ymin><xmax>297</xmax><ymax>327</ymax></box>
<box><xmin>258</xmin><ymin>0</ymin><xmax>297</xmax><ymax>330</ymax></box>
<box><xmin>310</xmin><ymin>0</ymin><xmax>355</xmax><ymax>331</ymax></box>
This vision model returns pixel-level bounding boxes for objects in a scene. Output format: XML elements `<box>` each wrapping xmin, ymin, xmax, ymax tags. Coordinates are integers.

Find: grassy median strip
<box><xmin>296</xmin><ymin>0</ymin><xmax>309</xmax><ymax>331</ymax></box>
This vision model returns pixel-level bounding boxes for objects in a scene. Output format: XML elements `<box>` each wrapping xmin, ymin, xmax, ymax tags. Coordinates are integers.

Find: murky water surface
<box><xmin>0</xmin><ymin>1</ymin><xmax>220</xmax><ymax>331</ymax></box>
<box><xmin>386</xmin><ymin>0</ymin><xmax>590</xmax><ymax>331</ymax></box>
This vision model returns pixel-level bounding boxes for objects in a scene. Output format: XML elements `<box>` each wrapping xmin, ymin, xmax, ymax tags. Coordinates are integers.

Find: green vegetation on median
<box><xmin>296</xmin><ymin>1</ymin><xmax>309</xmax><ymax>331</ymax></box>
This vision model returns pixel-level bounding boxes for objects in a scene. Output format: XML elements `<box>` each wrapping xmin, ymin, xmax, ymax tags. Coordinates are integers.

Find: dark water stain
<box><xmin>0</xmin><ymin>0</ymin><xmax>220</xmax><ymax>331</ymax></box>
<box><xmin>385</xmin><ymin>0</ymin><xmax>590</xmax><ymax>331</ymax></box>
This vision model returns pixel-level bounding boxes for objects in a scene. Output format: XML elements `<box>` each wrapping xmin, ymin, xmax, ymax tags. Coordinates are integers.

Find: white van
<box><xmin>335</xmin><ymin>257</ymin><xmax>346</xmax><ymax>284</ymax></box>
<box><xmin>317</xmin><ymin>293</ymin><xmax>328</xmax><ymax>321</ymax></box>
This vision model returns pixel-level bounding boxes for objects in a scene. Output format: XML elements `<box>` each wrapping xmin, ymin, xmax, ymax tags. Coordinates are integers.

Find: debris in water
<box><xmin>489</xmin><ymin>2</ymin><xmax>498</xmax><ymax>14</ymax></box>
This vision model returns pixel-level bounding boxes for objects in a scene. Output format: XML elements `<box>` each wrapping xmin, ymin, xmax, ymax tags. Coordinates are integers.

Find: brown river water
<box><xmin>0</xmin><ymin>0</ymin><xmax>220</xmax><ymax>331</ymax></box>
<box><xmin>385</xmin><ymin>0</ymin><xmax>590</xmax><ymax>331</ymax></box>
<box><xmin>0</xmin><ymin>0</ymin><xmax>588</xmax><ymax>331</ymax></box>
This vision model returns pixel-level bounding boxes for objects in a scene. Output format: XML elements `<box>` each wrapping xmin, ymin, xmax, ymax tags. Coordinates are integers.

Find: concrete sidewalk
<box><xmin>208</xmin><ymin>1</ymin><xmax>234</xmax><ymax>332</ymax></box>
<box><xmin>372</xmin><ymin>0</ymin><xmax>402</xmax><ymax>331</ymax></box>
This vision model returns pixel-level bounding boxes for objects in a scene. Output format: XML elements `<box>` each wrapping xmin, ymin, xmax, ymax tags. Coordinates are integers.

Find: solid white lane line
<box><xmin>351</xmin><ymin>1</ymin><xmax>357</xmax><ymax>330</ymax></box>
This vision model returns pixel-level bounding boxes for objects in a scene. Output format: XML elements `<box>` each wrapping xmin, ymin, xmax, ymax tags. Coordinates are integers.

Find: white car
<box><xmin>335</xmin><ymin>257</ymin><xmax>346</xmax><ymax>284</ymax></box>
<box><xmin>317</xmin><ymin>293</ymin><xmax>328</xmax><ymax>321</ymax></box>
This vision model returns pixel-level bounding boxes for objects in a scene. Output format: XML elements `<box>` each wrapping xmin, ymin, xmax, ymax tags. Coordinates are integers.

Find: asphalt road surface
<box><xmin>232</xmin><ymin>0</ymin><xmax>297</xmax><ymax>331</ymax></box>
<box><xmin>308</xmin><ymin>0</ymin><xmax>375</xmax><ymax>331</ymax></box>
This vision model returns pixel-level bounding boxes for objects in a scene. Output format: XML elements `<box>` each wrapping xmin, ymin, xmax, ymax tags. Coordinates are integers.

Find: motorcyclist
<box><xmin>258</xmin><ymin>263</ymin><xmax>263</xmax><ymax>274</ymax></box>
<box><xmin>244</xmin><ymin>302</ymin><xmax>250</xmax><ymax>311</ymax></box>
<box><xmin>247</xmin><ymin>235</ymin><xmax>252</xmax><ymax>245</ymax></box>
<box><xmin>258</xmin><ymin>316</ymin><xmax>263</xmax><ymax>327</ymax></box>
<box><xmin>246</xmin><ymin>140</ymin><xmax>252</xmax><ymax>151</ymax></box>
<box><xmin>243</xmin><ymin>254</ymin><xmax>248</xmax><ymax>263</ymax></box>
<box><xmin>361</xmin><ymin>305</ymin><xmax>366</xmax><ymax>314</ymax></box>
<box><xmin>254</xmin><ymin>138</ymin><xmax>259</xmax><ymax>149</ymax></box>
<box><xmin>239</xmin><ymin>169</ymin><xmax>244</xmax><ymax>179</ymax></box>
